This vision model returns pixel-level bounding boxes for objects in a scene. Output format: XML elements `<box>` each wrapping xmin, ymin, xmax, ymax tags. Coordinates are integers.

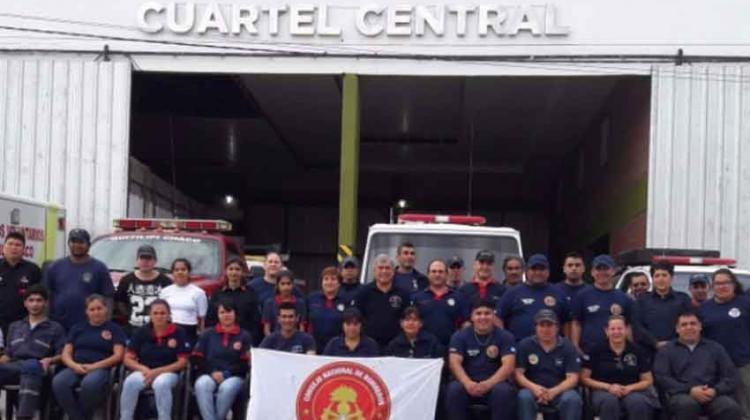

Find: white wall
<box><xmin>648</xmin><ymin>64</ymin><xmax>750</xmax><ymax>267</ymax></box>
<box><xmin>0</xmin><ymin>58</ymin><xmax>131</xmax><ymax>237</ymax></box>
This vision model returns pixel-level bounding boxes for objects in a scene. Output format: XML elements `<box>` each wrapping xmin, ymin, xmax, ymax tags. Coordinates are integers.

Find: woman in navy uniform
<box><xmin>52</xmin><ymin>294</ymin><xmax>126</xmax><ymax>420</ymax></box>
<box><xmin>261</xmin><ymin>270</ymin><xmax>306</xmax><ymax>336</ymax></box>
<box><xmin>322</xmin><ymin>308</ymin><xmax>379</xmax><ymax>357</ymax></box>
<box><xmin>306</xmin><ymin>266</ymin><xmax>348</xmax><ymax>352</ymax></box>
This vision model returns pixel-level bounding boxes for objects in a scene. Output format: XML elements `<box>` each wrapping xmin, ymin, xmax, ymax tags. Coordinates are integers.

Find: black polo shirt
<box><xmin>385</xmin><ymin>330</ymin><xmax>444</xmax><ymax>359</ymax></box>
<box><xmin>583</xmin><ymin>341</ymin><xmax>650</xmax><ymax>385</ymax></box>
<box><xmin>0</xmin><ymin>258</ymin><xmax>41</xmax><ymax>326</ymax></box>
<box><xmin>635</xmin><ymin>289</ymin><xmax>692</xmax><ymax>349</ymax></box>
<box><xmin>517</xmin><ymin>336</ymin><xmax>580</xmax><ymax>388</ymax></box>
<box><xmin>353</xmin><ymin>282</ymin><xmax>410</xmax><ymax>348</ymax></box>
<box><xmin>322</xmin><ymin>335</ymin><xmax>380</xmax><ymax>357</ymax></box>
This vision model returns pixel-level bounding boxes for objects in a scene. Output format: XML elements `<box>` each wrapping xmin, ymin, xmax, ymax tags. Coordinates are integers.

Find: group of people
<box><xmin>1</xmin><ymin>230</ymin><xmax>750</xmax><ymax>420</ymax></box>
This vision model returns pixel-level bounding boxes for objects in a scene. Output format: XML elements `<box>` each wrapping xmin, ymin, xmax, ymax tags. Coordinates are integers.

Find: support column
<box><xmin>338</xmin><ymin>74</ymin><xmax>360</xmax><ymax>259</ymax></box>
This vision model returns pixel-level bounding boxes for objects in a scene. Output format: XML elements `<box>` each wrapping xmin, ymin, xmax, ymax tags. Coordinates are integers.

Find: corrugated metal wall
<box><xmin>648</xmin><ymin>64</ymin><xmax>750</xmax><ymax>266</ymax></box>
<box><xmin>0</xmin><ymin>58</ymin><xmax>132</xmax><ymax>237</ymax></box>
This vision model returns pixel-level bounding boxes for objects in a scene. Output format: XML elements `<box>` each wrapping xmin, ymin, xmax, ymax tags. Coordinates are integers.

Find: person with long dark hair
<box><xmin>206</xmin><ymin>258</ymin><xmax>260</xmax><ymax>344</ymax></box>
<box><xmin>159</xmin><ymin>258</ymin><xmax>207</xmax><ymax>345</ymax></box>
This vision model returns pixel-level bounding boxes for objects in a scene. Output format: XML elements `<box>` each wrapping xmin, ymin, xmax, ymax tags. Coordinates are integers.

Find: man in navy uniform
<box><xmin>411</xmin><ymin>259</ymin><xmax>467</xmax><ymax>345</ymax></box>
<box><xmin>0</xmin><ymin>232</ymin><xmax>42</xmax><ymax>337</ymax></box>
<box><xmin>259</xmin><ymin>302</ymin><xmax>315</xmax><ymax>354</ymax></box>
<box><xmin>458</xmin><ymin>250</ymin><xmax>506</xmax><ymax>307</ymax></box>
<box><xmin>393</xmin><ymin>242</ymin><xmax>429</xmax><ymax>294</ymax></box>
<box><xmin>446</xmin><ymin>299</ymin><xmax>517</xmax><ymax>420</ymax></box>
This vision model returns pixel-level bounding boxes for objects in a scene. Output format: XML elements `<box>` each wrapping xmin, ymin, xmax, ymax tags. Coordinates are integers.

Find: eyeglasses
<box><xmin>714</xmin><ymin>281</ymin><xmax>733</xmax><ymax>287</ymax></box>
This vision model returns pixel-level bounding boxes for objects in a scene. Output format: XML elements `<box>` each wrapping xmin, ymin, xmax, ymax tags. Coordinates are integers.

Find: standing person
<box><xmin>626</xmin><ymin>272</ymin><xmax>650</xmax><ymax>300</ymax></box>
<box><xmin>259</xmin><ymin>302</ymin><xmax>316</xmax><ymax>354</ymax></box>
<box><xmin>119</xmin><ymin>299</ymin><xmax>189</xmax><ymax>420</ymax></box>
<box><xmin>570</xmin><ymin>254</ymin><xmax>633</xmax><ymax>353</ymax></box>
<box><xmin>0</xmin><ymin>232</ymin><xmax>42</xmax><ymax>337</ymax></box>
<box><xmin>0</xmin><ymin>284</ymin><xmax>65</xmax><ymax>420</ymax></box>
<box><xmin>446</xmin><ymin>299</ymin><xmax>517</xmax><ymax>420</ymax></box>
<box><xmin>385</xmin><ymin>306</ymin><xmax>444</xmax><ymax>358</ymax></box>
<box><xmin>496</xmin><ymin>254</ymin><xmax>568</xmax><ymax>341</ymax></box>
<box><xmin>411</xmin><ymin>259</ymin><xmax>467</xmax><ymax>346</ymax></box>
<box><xmin>338</xmin><ymin>256</ymin><xmax>362</xmax><ymax>302</ymax></box>
<box><xmin>261</xmin><ymin>270</ymin><xmax>306</xmax><ymax>336</ymax></box>
<box><xmin>114</xmin><ymin>245</ymin><xmax>172</xmax><ymax>335</ymax></box>
<box><xmin>458</xmin><ymin>250</ymin><xmax>506</xmax><ymax>307</ymax></box>
<box><xmin>515</xmin><ymin>309</ymin><xmax>582</xmax><ymax>420</ymax></box>
<box><xmin>247</xmin><ymin>252</ymin><xmax>285</xmax><ymax>304</ymax></box>
<box><xmin>43</xmin><ymin>229</ymin><xmax>114</xmax><ymax>330</ymax></box>
<box><xmin>654</xmin><ymin>311</ymin><xmax>741</xmax><ymax>420</ymax></box>
<box><xmin>192</xmin><ymin>301</ymin><xmax>252</xmax><ymax>420</ymax></box>
<box><xmin>634</xmin><ymin>261</ymin><xmax>692</xmax><ymax>353</ymax></box>
<box><xmin>393</xmin><ymin>242</ymin><xmax>429</xmax><ymax>294</ymax></box>
<box><xmin>688</xmin><ymin>274</ymin><xmax>711</xmax><ymax>309</ymax></box>
<box><xmin>322</xmin><ymin>308</ymin><xmax>379</xmax><ymax>357</ymax></box>
<box><xmin>206</xmin><ymin>258</ymin><xmax>261</xmax><ymax>345</ymax></box>
<box><xmin>555</xmin><ymin>252</ymin><xmax>589</xmax><ymax>305</ymax></box>
<box><xmin>159</xmin><ymin>258</ymin><xmax>208</xmax><ymax>346</ymax></box>
<box><xmin>698</xmin><ymin>268</ymin><xmax>750</xmax><ymax>419</ymax></box>
<box><xmin>447</xmin><ymin>256</ymin><xmax>465</xmax><ymax>289</ymax></box>
<box><xmin>581</xmin><ymin>316</ymin><xmax>658</xmax><ymax>420</ymax></box>
<box><xmin>501</xmin><ymin>255</ymin><xmax>525</xmax><ymax>288</ymax></box>
<box><xmin>306</xmin><ymin>266</ymin><xmax>347</xmax><ymax>352</ymax></box>
<box><xmin>52</xmin><ymin>294</ymin><xmax>126</xmax><ymax>420</ymax></box>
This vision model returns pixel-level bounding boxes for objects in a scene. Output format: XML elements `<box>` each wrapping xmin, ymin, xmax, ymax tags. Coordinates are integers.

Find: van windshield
<box><xmin>362</xmin><ymin>232</ymin><xmax>521</xmax><ymax>282</ymax></box>
<box><xmin>90</xmin><ymin>234</ymin><xmax>221</xmax><ymax>278</ymax></box>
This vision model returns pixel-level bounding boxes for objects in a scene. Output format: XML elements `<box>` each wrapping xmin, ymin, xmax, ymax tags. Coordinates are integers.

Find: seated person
<box><xmin>581</xmin><ymin>315</ymin><xmax>658</xmax><ymax>420</ymax></box>
<box><xmin>654</xmin><ymin>311</ymin><xmax>741</xmax><ymax>420</ymax></box>
<box><xmin>515</xmin><ymin>309</ymin><xmax>582</xmax><ymax>420</ymax></box>
<box><xmin>446</xmin><ymin>299</ymin><xmax>517</xmax><ymax>420</ymax></box>
<box><xmin>192</xmin><ymin>301</ymin><xmax>252</xmax><ymax>420</ymax></box>
<box><xmin>119</xmin><ymin>299</ymin><xmax>190</xmax><ymax>420</ymax></box>
<box><xmin>385</xmin><ymin>306</ymin><xmax>444</xmax><ymax>359</ymax></box>
<box><xmin>52</xmin><ymin>294</ymin><xmax>126</xmax><ymax>420</ymax></box>
<box><xmin>259</xmin><ymin>302</ymin><xmax>316</xmax><ymax>355</ymax></box>
<box><xmin>0</xmin><ymin>285</ymin><xmax>65</xmax><ymax>420</ymax></box>
<box><xmin>322</xmin><ymin>308</ymin><xmax>379</xmax><ymax>357</ymax></box>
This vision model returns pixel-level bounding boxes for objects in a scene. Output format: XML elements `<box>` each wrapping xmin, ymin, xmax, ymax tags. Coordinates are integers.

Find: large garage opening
<box><xmin>128</xmin><ymin>72</ymin><xmax>650</xmax><ymax>282</ymax></box>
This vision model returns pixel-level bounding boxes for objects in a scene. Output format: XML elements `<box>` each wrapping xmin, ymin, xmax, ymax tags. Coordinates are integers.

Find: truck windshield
<box><xmin>363</xmin><ymin>232</ymin><xmax>521</xmax><ymax>282</ymax></box>
<box><xmin>90</xmin><ymin>234</ymin><xmax>221</xmax><ymax>278</ymax></box>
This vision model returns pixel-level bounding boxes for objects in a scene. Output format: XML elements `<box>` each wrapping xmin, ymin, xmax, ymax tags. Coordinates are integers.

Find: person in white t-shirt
<box><xmin>159</xmin><ymin>258</ymin><xmax>208</xmax><ymax>345</ymax></box>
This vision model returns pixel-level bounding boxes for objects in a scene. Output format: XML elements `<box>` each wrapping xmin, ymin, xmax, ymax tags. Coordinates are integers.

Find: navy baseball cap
<box><xmin>340</xmin><ymin>256</ymin><xmax>359</xmax><ymax>268</ymax></box>
<box><xmin>475</xmin><ymin>250</ymin><xmax>495</xmax><ymax>263</ymax></box>
<box><xmin>527</xmin><ymin>254</ymin><xmax>549</xmax><ymax>269</ymax></box>
<box><xmin>448</xmin><ymin>256</ymin><xmax>464</xmax><ymax>268</ymax></box>
<box><xmin>689</xmin><ymin>274</ymin><xmax>710</xmax><ymax>286</ymax></box>
<box><xmin>68</xmin><ymin>228</ymin><xmax>91</xmax><ymax>244</ymax></box>
<box><xmin>592</xmin><ymin>254</ymin><xmax>615</xmax><ymax>269</ymax></box>
<box><xmin>534</xmin><ymin>309</ymin><xmax>559</xmax><ymax>324</ymax></box>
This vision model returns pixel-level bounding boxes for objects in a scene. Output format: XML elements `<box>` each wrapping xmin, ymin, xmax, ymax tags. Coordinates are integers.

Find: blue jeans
<box><xmin>194</xmin><ymin>374</ymin><xmax>243</xmax><ymax>420</ymax></box>
<box><xmin>119</xmin><ymin>371</ymin><xmax>179</xmax><ymax>420</ymax></box>
<box><xmin>52</xmin><ymin>367</ymin><xmax>110</xmax><ymax>420</ymax></box>
<box><xmin>517</xmin><ymin>388</ymin><xmax>582</xmax><ymax>420</ymax></box>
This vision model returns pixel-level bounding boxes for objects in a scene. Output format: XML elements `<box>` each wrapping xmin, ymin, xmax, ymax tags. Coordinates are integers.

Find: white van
<box><xmin>360</xmin><ymin>214</ymin><xmax>523</xmax><ymax>283</ymax></box>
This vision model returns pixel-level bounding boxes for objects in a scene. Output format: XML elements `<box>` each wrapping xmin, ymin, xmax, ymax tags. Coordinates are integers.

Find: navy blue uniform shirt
<box><xmin>554</xmin><ymin>282</ymin><xmax>590</xmax><ymax>306</ymax></box>
<box><xmin>496</xmin><ymin>283</ymin><xmax>568</xmax><ymax>341</ymax></box>
<box><xmin>517</xmin><ymin>336</ymin><xmax>581</xmax><ymax>388</ymax></box>
<box><xmin>582</xmin><ymin>341</ymin><xmax>649</xmax><ymax>385</ymax></box>
<box><xmin>0</xmin><ymin>258</ymin><xmax>41</xmax><ymax>328</ymax></box>
<box><xmin>322</xmin><ymin>335</ymin><xmax>380</xmax><ymax>357</ymax></box>
<box><xmin>6</xmin><ymin>317</ymin><xmax>66</xmax><ymax>360</ymax></box>
<box><xmin>339</xmin><ymin>282</ymin><xmax>362</xmax><ymax>303</ymax></box>
<box><xmin>247</xmin><ymin>277</ymin><xmax>302</xmax><ymax>307</ymax></box>
<box><xmin>458</xmin><ymin>279</ymin><xmax>506</xmax><ymax>307</ymax></box>
<box><xmin>385</xmin><ymin>330</ymin><xmax>444</xmax><ymax>359</ymax></box>
<box><xmin>449</xmin><ymin>327</ymin><xmax>517</xmax><ymax>381</ymax></box>
<box><xmin>635</xmin><ymin>289</ymin><xmax>692</xmax><ymax>349</ymax></box>
<box><xmin>259</xmin><ymin>330</ymin><xmax>316</xmax><ymax>354</ymax></box>
<box><xmin>127</xmin><ymin>323</ymin><xmax>190</xmax><ymax>369</ymax></box>
<box><xmin>571</xmin><ymin>287</ymin><xmax>633</xmax><ymax>351</ymax></box>
<box><xmin>353</xmin><ymin>283</ymin><xmax>410</xmax><ymax>348</ymax></box>
<box><xmin>67</xmin><ymin>320</ymin><xmax>127</xmax><ymax>364</ymax></box>
<box><xmin>306</xmin><ymin>291</ymin><xmax>348</xmax><ymax>350</ymax></box>
<box><xmin>44</xmin><ymin>257</ymin><xmax>114</xmax><ymax>330</ymax></box>
<box><xmin>654</xmin><ymin>338</ymin><xmax>738</xmax><ymax>396</ymax></box>
<box><xmin>206</xmin><ymin>286</ymin><xmax>260</xmax><ymax>345</ymax></box>
<box><xmin>193</xmin><ymin>325</ymin><xmax>252</xmax><ymax>377</ymax></box>
<box><xmin>393</xmin><ymin>268</ymin><xmax>429</xmax><ymax>294</ymax></box>
<box><xmin>699</xmin><ymin>295</ymin><xmax>750</xmax><ymax>367</ymax></box>
<box><xmin>261</xmin><ymin>296</ymin><xmax>307</xmax><ymax>333</ymax></box>
<box><xmin>411</xmin><ymin>288</ymin><xmax>467</xmax><ymax>345</ymax></box>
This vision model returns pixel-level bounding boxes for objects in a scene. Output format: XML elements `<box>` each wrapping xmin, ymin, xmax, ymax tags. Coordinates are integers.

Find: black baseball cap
<box><xmin>475</xmin><ymin>250</ymin><xmax>495</xmax><ymax>263</ymax></box>
<box><xmin>534</xmin><ymin>309</ymin><xmax>559</xmax><ymax>324</ymax></box>
<box><xmin>448</xmin><ymin>256</ymin><xmax>464</xmax><ymax>268</ymax></box>
<box><xmin>68</xmin><ymin>228</ymin><xmax>91</xmax><ymax>244</ymax></box>
<box><xmin>689</xmin><ymin>274</ymin><xmax>710</xmax><ymax>286</ymax></box>
<box><xmin>137</xmin><ymin>245</ymin><xmax>157</xmax><ymax>259</ymax></box>
<box><xmin>340</xmin><ymin>256</ymin><xmax>359</xmax><ymax>269</ymax></box>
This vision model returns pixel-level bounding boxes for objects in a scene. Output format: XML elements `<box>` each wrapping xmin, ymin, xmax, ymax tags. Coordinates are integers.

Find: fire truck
<box><xmin>89</xmin><ymin>218</ymin><xmax>243</xmax><ymax>296</ymax></box>
<box><xmin>360</xmin><ymin>213</ymin><xmax>524</xmax><ymax>283</ymax></box>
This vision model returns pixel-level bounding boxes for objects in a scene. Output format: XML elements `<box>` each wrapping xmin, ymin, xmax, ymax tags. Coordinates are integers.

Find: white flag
<box><xmin>247</xmin><ymin>348</ymin><xmax>443</xmax><ymax>420</ymax></box>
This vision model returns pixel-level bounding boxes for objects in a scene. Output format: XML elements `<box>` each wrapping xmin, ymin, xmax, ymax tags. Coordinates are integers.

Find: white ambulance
<box><xmin>0</xmin><ymin>192</ymin><xmax>67</xmax><ymax>265</ymax></box>
<box><xmin>360</xmin><ymin>213</ymin><xmax>523</xmax><ymax>283</ymax></box>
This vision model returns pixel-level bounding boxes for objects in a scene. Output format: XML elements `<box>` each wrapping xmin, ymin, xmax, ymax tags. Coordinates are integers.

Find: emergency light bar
<box><xmin>398</xmin><ymin>213</ymin><xmax>486</xmax><ymax>225</ymax></box>
<box><xmin>113</xmin><ymin>218</ymin><xmax>232</xmax><ymax>232</ymax></box>
<box><xmin>652</xmin><ymin>255</ymin><xmax>737</xmax><ymax>267</ymax></box>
